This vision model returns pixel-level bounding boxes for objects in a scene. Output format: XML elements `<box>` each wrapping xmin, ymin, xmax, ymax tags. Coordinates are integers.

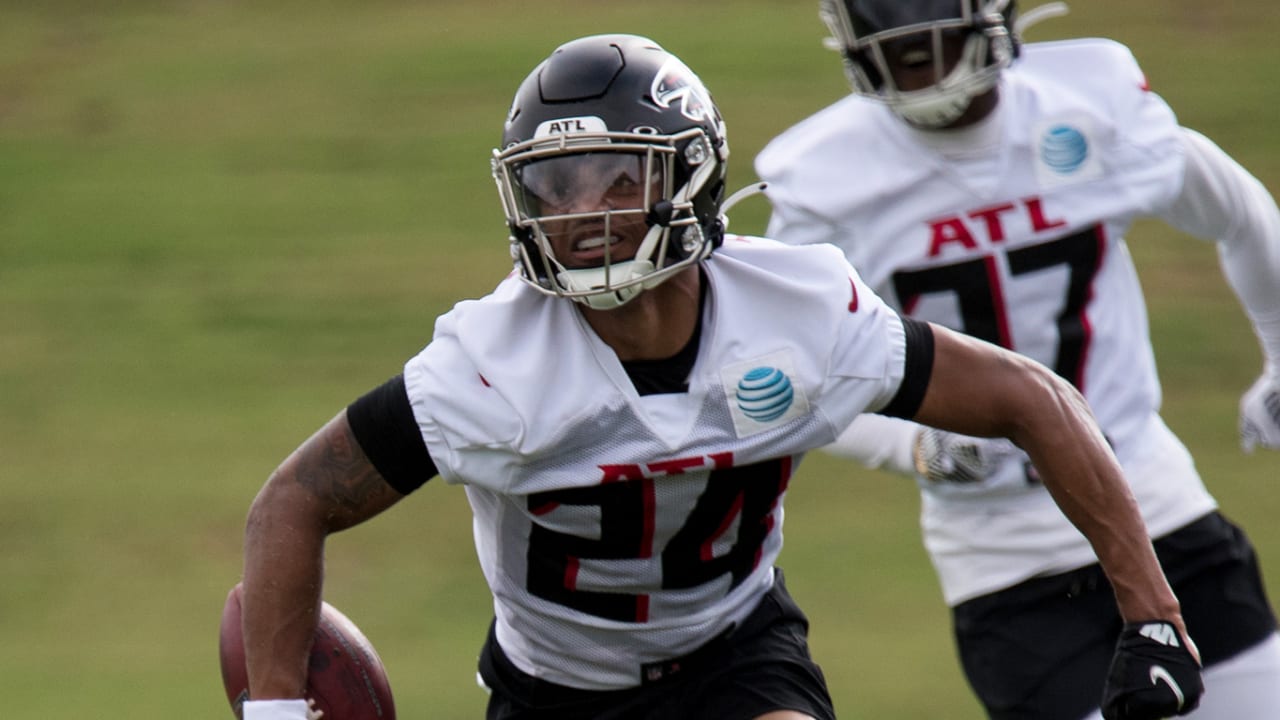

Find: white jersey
<box><xmin>401</xmin><ymin>237</ymin><xmax>909</xmax><ymax>689</ymax></box>
<box><xmin>756</xmin><ymin>39</ymin><xmax>1227</xmax><ymax>605</ymax></box>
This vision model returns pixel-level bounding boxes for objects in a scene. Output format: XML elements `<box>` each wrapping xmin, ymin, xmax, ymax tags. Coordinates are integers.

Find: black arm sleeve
<box><xmin>346</xmin><ymin>374</ymin><xmax>437</xmax><ymax>495</ymax></box>
<box><xmin>875</xmin><ymin>317</ymin><xmax>934</xmax><ymax>420</ymax></box>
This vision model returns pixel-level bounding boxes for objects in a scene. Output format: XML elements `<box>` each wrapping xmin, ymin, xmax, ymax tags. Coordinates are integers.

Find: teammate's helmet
<box><xmin>819</xmin><ymin>0</ymin><xmax>1018</xmax><ymax>128</ymax></box>
<box><xmin>492</xmin><ymin>34</ymin><xmax>729</xmax><ymax>310</ymax></box>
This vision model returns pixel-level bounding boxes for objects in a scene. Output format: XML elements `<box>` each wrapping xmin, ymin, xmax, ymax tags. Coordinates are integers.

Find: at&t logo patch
<box><xmin>736</xmin><ymin>367</ymin><xmax>793</xmax><ymax>422</ymax></box>
<box><xmin>1033</xmin><ymin>114</ymin><xmax>1103</xmax><ymax>187</ymax></box>
<box><xmin>720</xmin><ymin>351</ymin><xmax>809</xmax><ymax>437</ymax></box>
<box><xmin>1040</xmin><ymin>125</ymin><xmax>1088</xmax><ymax>174</ymax></box>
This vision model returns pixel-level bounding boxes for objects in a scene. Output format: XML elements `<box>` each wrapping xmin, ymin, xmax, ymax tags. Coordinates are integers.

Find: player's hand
<box><xmin>242</xmin><ymin>699</ymin><xmax>324</xmax><ymax>720</ymax></box>
<box><xmin>912</xmin><ymin>428</ymin><xmax>1023</xmax><ymax>484</ymax></box>
<box><xmin>1240</xmin><ymin>374</ymin><xmax>1280</xmax><ymax>453</ymax></box>
<box><xmin>1101</xmin><ymin>621</ymin><xmax>1203</xmax><ymax>720</ymax></box>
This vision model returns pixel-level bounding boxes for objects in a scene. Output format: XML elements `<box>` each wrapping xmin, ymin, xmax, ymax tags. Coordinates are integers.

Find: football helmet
<box><xmin>493</xmin><ymin>34</ymin><xmax>729</xmax><ymax>310</ymax></box>
<box><xmin>820</xmin><ymin>0</ymin><xmax>1019</xmax><ymax>128</ymax></box>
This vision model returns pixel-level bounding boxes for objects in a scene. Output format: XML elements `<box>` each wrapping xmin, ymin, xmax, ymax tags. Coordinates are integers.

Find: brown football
<box><xmin>219</xmin><ymin>582</ymin><xmax>396</xmax><ymax>719</ymax></box>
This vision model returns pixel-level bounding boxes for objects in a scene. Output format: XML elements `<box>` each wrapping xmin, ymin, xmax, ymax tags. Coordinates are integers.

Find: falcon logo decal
<box><xmin>651</xmin><ymin>57</ymin><xmax>713</xmax><ymax>122</ymax></box>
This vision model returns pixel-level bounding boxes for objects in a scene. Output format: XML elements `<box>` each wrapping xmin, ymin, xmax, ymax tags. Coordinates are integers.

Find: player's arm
<box><xmin>241</xmin><ymin>410</ymin><xmax>406</xmax><ymax>704</ymax></box>
<box><xmin>241</xmin><ymin>375</ymin><xmax>434</xmax><ymax>711</ymax></box>
<box><xmin>825</xmin><ymin>408</ymin><xmax>1027</xmax><ymax>487</ymax></box>
<box><xmin>1162</xmin><ymin>127</ymin><xmax>1280</xmax><ymax>451</ymax></box>
<box><xmin>911</xmin><ymin>323</ymin><xmax>1205</xmax><ymax>718</ymax></box>
<box><xmin>911</xmin><ymin>323</ymin><xmax>1185</xmax><ymax>627</ymax></box>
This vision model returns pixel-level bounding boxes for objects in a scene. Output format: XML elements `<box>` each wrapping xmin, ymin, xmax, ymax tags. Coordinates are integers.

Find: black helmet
<box><xmin>819</xmin><ymin>0</ymin><xmax>1019</xmax><ymax>127</ymax></box>
<box><xmin>492</xmin><ymin>34</ymin><xmax>729</xmax><ymax>309</ymax></box>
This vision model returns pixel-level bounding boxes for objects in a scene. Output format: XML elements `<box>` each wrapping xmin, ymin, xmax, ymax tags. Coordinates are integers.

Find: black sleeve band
<box><xmin>876</xmin><ymin>317</ymin><xmax>935</xmax><ymax>420</ymax></box>
<box><xmin>346</xmin><ymin>374</ymin><xmax>437</xmax><ymax>495</ymax></box>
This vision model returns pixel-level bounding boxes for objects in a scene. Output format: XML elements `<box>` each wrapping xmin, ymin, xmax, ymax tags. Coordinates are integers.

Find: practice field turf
<box><xmin>2</xmin><ymin>1</ymin><xmax>1278</xmax><ymax>717</ymax></box>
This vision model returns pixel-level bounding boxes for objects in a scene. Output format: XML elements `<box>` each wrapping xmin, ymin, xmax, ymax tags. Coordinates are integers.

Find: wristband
<box><xmin>242</xmin><ymin>698</ymin><xmax>311</xmax><ymax>720</ymax></box>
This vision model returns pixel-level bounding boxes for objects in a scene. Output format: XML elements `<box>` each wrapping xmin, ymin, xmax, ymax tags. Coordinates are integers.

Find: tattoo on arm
<box><xmin>283</xmin><ymin>414</ymin><xmax>401</xmax><ymax>528</ymax></box>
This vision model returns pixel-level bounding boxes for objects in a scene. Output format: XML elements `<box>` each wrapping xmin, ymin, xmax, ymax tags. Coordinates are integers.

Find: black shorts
<box><xmin>952</xmin><ymin>511</ymin><xmax>1277</xmax><ymax>720</ymax></box>
<box><xmin>477</xmin><ymin>568</ymin><xmax>836</xmax><ymax>720</ymax></box>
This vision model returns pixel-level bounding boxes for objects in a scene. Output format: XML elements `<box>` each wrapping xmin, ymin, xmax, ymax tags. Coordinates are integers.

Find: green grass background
<box><xmin>3</xmin><ymin>1</ymin><xmax>1278</xmax><ymax>717</ymax></box>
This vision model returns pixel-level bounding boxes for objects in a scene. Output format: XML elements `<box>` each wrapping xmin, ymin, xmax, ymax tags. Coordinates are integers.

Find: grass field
<box><xmin>3</xmin><ymin>1</ymin><xmax>1278</xmax><ymax>717</ymax></box>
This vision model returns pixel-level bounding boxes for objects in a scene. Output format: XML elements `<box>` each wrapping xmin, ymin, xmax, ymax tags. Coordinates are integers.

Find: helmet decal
<box><xmin>533</xmin><ymin>115</ymin><xmax>609</xmax><ymax>139</ymax></box>
<box><xmin>651</xmin><ymin>57</ymin><xmax>714</xmax><ymax>123</ymax></box>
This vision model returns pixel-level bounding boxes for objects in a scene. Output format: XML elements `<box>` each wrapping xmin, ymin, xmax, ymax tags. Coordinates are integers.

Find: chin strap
<box><xmin>556</xmin><ymin>259</ymin><xmax>656</xmax><ymax>310</ymax></box>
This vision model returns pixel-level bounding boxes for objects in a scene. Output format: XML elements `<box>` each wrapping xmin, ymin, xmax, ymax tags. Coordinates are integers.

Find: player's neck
<box><xmin>948</xmin><ymin>88</ymin><xmax>999</xmax><ymax>129</ymax></box>
<box><xmin>907</xmin><ymin>90</ymin><xmax>1003</xmax><ymax>158</ymax></box>
<box><xmin>580</xmin><ymin>266</ymin><xmax>702</xmax><ymax>362</ymax></box>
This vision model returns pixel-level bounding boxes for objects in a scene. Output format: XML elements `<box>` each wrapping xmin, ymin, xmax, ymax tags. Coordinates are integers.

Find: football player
<box><xmin>239</xmin><ymin>33</ymin><xmax>1201</xmax><ymax>720</ymax></box>
<box><xmin>755</xmin><ymin>1</ymin><xmax>1280</xmax><ymax>718</ymax></box>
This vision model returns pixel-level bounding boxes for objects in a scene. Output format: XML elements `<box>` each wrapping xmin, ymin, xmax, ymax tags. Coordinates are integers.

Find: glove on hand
<box><xmin>242</xmin><ymin>699</ymin><xmax>324</xmax><ymax>720</ymax></box>
<box><xmin>1101</xmin><ymin>622</ymin><xmax>1202</xmax><ymax>720</ymax></box>
<box><xmin>1240</xmin><ymin>374</ymin><xmax>1280</xmax><ymax>452</ymax></box>
<box><xmin>912</xmin><ymin>428</ymin><xmax>1023</xmax><ymax>484</ymax></box>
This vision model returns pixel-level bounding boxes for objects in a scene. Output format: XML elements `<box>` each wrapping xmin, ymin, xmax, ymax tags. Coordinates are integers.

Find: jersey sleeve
<box><xmin>346</xmin><ymin>374</ymin><xmax>437</xmax><ymax>495</ymax></box>
<box><xmin>399</xmin><ymin>286</ymin><xmax>542</xmax><ymax>490</ymax></box>
<box><xmin>1018</xmin><ymin>40</ymin><xmax>1187</xmax><ymax>215</ymax></box>
<box><xmin>1089</xmin><ymin>40</ymin><xmax>1187</xmax><ymax>215</ymax></box>
<box><xmin>1161</xmin><ymin>128</ymin><xmax>1280</xmax><ymax>374</ymax></box>
<box><xmin>755</xmin><ymin>104</ymin><xmax>855</xmax><ymax>249</ymax></box>
<box><xmin>876</xmin><ymin>317</ymin><xmax>934</xmax><ymax>419</ymax></box>
<box><xmin>816</xmin><ymin>255</ymin><xmax>923</xmax><ymax>433</ymax></box>
<box><xmin>763</xmin><ymin>196</ymin><xmax>846</xmax><ymax>249</ymax></box>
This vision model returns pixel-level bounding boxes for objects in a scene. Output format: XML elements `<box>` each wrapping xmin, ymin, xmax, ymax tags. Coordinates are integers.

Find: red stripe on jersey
<box><xmin>984</xmin><ymin>254</ymin><xmax>1014</xmax><ymax>349</ymax></box>
<box><xmin>755</xmin><ymin>456</ymin><xmax>792</xmax><ymax>570</ymax></box>
<box><xmin>701</xmin><ymin>492</ymin><xmax>745</xmax><ymax>562</ymax></box>
<box><xmin>531</xmin><ymin>501</ymin><xmax>560</xmax><ymax>516</ymax></box>
<box><xmin>564</xmin><ymin>556</ymin><xmax>579</xmax><ymax>590</ymax></box>
<box><xmin>1074</xmin><ymin>227</ymin><xmax>1108</xmax><ymax>391</ymax></box>
<box><xmin>848</xmin><ymin>276</ymin><xmax>859</xmax><ymax>312</ymax></box>
<box><xmin>641</xmin><ymin>479</ymin><xmax>655</xmax><ymax>559</ymax></box>
<box><xmin>709</xmin><ymin>452</ymin><xmax>734</xmax><ymax>469</ymax></box>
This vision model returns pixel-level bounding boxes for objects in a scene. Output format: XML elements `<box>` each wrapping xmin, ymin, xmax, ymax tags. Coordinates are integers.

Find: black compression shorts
<box><xmin>952</xmin><ymin>511</ymin><xmax>1277</xmax><ymax>720</ymax></box>
<box><xmin>478</xmin><ymin>568</ymin><xmax>836</xmax><ymax>720</ymax></box>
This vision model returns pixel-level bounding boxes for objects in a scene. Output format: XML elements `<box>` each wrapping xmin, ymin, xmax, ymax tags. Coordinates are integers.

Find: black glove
<box><xmin>1101</xmin><ymin>621</ymin><xmax>1203</xmax><ymax>720</ymax></box>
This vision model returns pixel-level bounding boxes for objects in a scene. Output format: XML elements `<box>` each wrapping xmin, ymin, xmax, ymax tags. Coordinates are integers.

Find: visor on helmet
<box><xmin>513</xmin><ymin>152</ymin><xmax>663</xmax><ymax>220</ymax></box>
<box><xmin>494</xmin><ymin>131</ymin><xmax>713</xmax><ymax>310</ymax></box>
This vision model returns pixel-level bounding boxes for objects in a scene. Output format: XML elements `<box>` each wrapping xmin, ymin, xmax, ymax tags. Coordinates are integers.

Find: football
<box><xmin>219</xmin><ymin>582</ymin><xmax>397</xmax><ymax>720</ymax></box>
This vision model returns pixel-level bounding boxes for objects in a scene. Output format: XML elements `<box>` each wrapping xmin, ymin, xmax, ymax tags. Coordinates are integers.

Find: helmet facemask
<box><xmin>493</xmin><ymin>127</ymin><xmax>720</xmax><ymax>310</ymax></box>
<box><xmin>821</xmin><ymin>0</ymin><xmax>1016</xmax><ymax>128</ymax></box>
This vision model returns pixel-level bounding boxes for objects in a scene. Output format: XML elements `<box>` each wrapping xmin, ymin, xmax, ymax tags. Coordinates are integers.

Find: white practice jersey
<box><xmin>401</xmin><ymin>237</ymin><xmax>910</xmax><ymax>689</ymax></box>
<box><xmin>757</xmin><ymin>39</ymin><xmax>1223</xmax><ymax>605</ymax></box>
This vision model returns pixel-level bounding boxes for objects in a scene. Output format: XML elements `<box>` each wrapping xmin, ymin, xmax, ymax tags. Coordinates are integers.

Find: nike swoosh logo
<box><xmin>1149</xmin><ymin>664</ymin><xmax>1185</xmax><ymax>710</ymax></box>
